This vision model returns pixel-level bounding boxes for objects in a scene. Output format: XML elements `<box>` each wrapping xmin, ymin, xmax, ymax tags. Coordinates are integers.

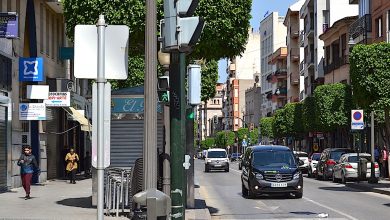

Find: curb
<box><xmin>347</xmin><ymin>183</ymin><xmax>390</xmax><ymax>196</ymax></box>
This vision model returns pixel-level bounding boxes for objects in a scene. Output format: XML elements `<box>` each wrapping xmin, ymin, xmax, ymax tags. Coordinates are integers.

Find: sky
<box><xmin>217</xmin><ymin>0</ymin><xmax>298</xmax><ymax>83</ymax></box>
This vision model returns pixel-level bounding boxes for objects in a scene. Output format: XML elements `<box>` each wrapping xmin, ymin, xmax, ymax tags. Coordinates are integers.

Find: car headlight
<box><xmin>224</xmin><ymin>159</ymin><xmax>229</xmax><ymax>162</ymax></box>
<box><xmin>255</xmin><ymin>173</ymin><xmax>264</xmax><ymax>180</ymax></box>
<box><xmin>207</xmin><ymin>159</ymin><xmax>212</xmax><ymax>163</ymax></box>
<box><xmin>293</xmin><ymin>172</ymin><xmax>301</xmax><ymax>180</ymax></box>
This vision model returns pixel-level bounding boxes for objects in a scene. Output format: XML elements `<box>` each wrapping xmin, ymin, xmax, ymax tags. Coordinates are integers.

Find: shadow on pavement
<box><xmin>193</xmin><ymin>199</ymin><xmax>207</xmax><ymax>209</ymax></box>
<box><xmin>290</xmin><ymin>211</ymin><xmax>317</xmax><ymax>215</ymax></box>
<box><xmin>57</xmin><ymin>196</ymin><xmax>93</xmax><ymax>209</ymax></box>
<box><xmin>318</xmin><ymin>186</ymin><xmax>362</xmax><ymax>192</ymax></box>
<box><xmin>384</xmin><ymin>203</ymin><xmax>390</xmax><ymax>207</ymax></box>
<box><xmin>207</xmin><ymin>205</ymin><xmax>219</xmax><ymax>215</ymax></box>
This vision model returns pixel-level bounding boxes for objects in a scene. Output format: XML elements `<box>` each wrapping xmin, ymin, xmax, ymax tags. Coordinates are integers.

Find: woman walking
<box><xmin>17</xmin><ymin>145</ymin><xmax>39</xmax><ymax>200</ymax></box>
<box><xmin>65</xmin><ymin>147</ymin><xmax>79</xmax><ymax>184</ymax></box>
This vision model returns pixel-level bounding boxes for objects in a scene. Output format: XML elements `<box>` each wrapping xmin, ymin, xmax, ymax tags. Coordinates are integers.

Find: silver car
<box><xmin>332</xmin><ymin>153</ymin><xmax>380</xmax><ymax>183</ymax></box>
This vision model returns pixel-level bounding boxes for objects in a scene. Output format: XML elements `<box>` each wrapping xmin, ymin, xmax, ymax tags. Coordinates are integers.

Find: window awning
<box><xmin>63</xmin><ymin>107</ymin><xmax>91</xmax><ymax>132</ymax></box>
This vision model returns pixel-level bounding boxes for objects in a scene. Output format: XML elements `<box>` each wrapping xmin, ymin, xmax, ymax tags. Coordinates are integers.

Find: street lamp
<box><xmin>275</xmin><ymin>88</ymin><xmax>281</xmax><ymax>95</ymax></box>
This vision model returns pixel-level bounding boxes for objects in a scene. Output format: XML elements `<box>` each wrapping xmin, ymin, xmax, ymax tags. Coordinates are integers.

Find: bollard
<box><xmin>133</xmin><ymin>188</ymin><xmax>171</xmax><ymax>219</ymax></box>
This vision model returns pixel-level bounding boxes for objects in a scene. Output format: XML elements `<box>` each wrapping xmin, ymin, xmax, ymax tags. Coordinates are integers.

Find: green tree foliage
<box><xmin>283</xmin><ymin>103</ymin><xmax>304</xmax><ymax>138</ymax></box>
<box><xmin>302</xmin><ymin>96</ymin><xmax>317</xmax><ymax>132</ymax></box>
<box><xmin>249</xmin><ymin>128</ymin><xmax>259</xmax><ymax>145</ymax></box>
<box><xmin>215</xmin><ymin>131</ymin><xmax>235</xmax><ymax>148</ymax></box>
<box><xmin>200</xmin><ymin>137</ymin><xmax>215</xmax><ymax>149</ymax></box>
<box><xmin>350</xmin><ymin>43</ymin><xmax>390</xmax><ymax>144</ymax></box>
<box><xmin>273</xmin><ymin>109</ymin><xmax>287</xmax><ymax>138</ymax></box>
<box><xmin>236</xmin><ymin>128</ymin><xmax>249</xmax><ymax>143</ymax></box>
<box><xmin>260</xmin><ymin>117</ymin><xmax>274</xmax><ymax>138</ymax></box>
<box><xmin>200</xmin><ymin>60</ymin><xmax>219</xmax><ymax>101</ymax></box>
<box><xmin>109</xmin><ymin>55</ymin><xmax>145</xmax><ymax>89</ymax></box>
<box><xmin>313</xmin><ymin>83</ymin><xmax>352</xmax><ymax>131</ymax></box>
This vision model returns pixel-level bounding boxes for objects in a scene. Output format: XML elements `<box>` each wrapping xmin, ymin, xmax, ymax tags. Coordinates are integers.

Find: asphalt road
<box><xmin>195</xmin><ymin>159</ymin><xmax>390</xmax><ymax>220</ymax></box>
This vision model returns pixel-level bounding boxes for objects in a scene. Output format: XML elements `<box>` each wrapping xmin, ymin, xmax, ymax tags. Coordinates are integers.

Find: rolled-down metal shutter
<box><xmin>0</xmin><ymin>106</ymin><xmax>7</xmax><ymax>192</ymax></box>
<box><xmin>110</xmin><ymin>116</ymin><xmax>164</xmax><ymax>168</ymax></box>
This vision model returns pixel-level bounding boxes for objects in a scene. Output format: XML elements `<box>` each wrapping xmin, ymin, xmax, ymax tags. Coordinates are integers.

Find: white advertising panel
<box><xmin>44</xmin><ymin>92</ymin><xmax>71</xmax><ymax>107</ymax></box>
<box><xmin>19</xmin><ymin>103</ymin><xmax>46</xmax><ymax>120</ymax></box>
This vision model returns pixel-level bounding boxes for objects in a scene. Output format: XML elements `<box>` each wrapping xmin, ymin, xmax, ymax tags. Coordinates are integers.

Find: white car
<box><xmin>294</xmin><ymin>151</ymin><xmax>309</xmax><ymax>173</ymax></box>
<box><xmin>332</xmin><ymin>153</ymin><xmax>380</xmax><ymax>183</ymax></box>
<box><xmin>204</xmin><ymin>148</ymin><xmax>229</xmax><ymax>172</ymax></box>
<box><xmin>308</xmin><ymin>153</ymin><xmax>321</xmax><ymax>178</ymax></box>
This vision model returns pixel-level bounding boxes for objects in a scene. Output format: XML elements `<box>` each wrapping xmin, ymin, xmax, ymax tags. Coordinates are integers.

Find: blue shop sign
<box><xmin>112</xmin><ymin>97</ymin><xmax>162</xmax><ymax>113</ymax></box>
<box><xmin>0</xmin><ymin>12</ymin><xmax>18</xmax><ymax>38</ymax></box>
<box><xmin>19</xmin><ymin>57</ymin><xmax>43</xmax><ymax>82</ymax></box>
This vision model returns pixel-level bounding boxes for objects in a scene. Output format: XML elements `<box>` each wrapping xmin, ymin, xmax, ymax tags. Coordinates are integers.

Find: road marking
<box><xmin>303</xmin><ymin>197</ymin><xmax>358</xmax><ymax>220</ymax></box>
<box><xmin>230</xmin><ymin>167</ymin><xmax>241</xmax><ymax>174</ymax></box>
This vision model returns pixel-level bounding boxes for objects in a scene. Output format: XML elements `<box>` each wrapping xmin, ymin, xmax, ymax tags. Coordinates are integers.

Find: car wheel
<box><xmin>295</xmin><ymin>191</ymin><xmax>303</xmax><ymax>199</ymax></box>
<box><xmin>204</xmin><ymin>165</ymin><xmax>209</xmax><ymax>173</ymax></box>
<box><xmin>247</xmin><ymin>184</ymin><xmax>255</xmax><ymax>199</ymax></box>
<box><xmin>225</xmin><ymin>167</ymin><xmax>229</xmax><ymax>172</ymax></box>
<box><xmin>341</xmin><ymin>172</ymin><xmax>346</xmax><ymax>184</ymax></box>
<box><xmin>239</xmin><ymin>163</ymin><xmax>242</xmax><ymax>170</ymax></box>
<box><xmin>241</xmin><ymin>183</ymin><xmax>248</xmax><ymax>197</ymax></box>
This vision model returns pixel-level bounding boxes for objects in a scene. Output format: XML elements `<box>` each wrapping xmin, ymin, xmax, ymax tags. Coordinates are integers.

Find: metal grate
<box><xmin>264</xmin><ymin>174</ymin><xmax>293</xmax><ymax>182</ymax></box>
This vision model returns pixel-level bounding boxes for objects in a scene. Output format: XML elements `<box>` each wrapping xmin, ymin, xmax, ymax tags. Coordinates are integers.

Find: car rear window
<box><xmin>208</xmin><ymin>151</ymin><xmax>227</xmax><ymax>158</ymax></box>
<box><xmin>330</xmin><ymin>150</ymin><xmax>354</xmax><ymax>161</ymax></box>
<box><xmin>311</xmin><ymin>154</ymin><xmax>321</xmax><ymax>161</ymax></box>
<box><xmin>296</xmin><ymin>153</ymin><xmax>308</xmax><ymax>157</ymax></box>
<box><xmin>348</xmin><ymin>156</ymin><xmax>371</xmax><ymax>162</ymax></box>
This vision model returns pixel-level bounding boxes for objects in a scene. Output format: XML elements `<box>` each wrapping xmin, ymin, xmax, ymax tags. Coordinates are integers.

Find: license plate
<box><xmin>271</xmin><ymin>182</ymin><xmax>287</xmax><ymax>187</ymax></box>
<box><xmin>214</xmin><ymin>164</ymin><xmax>222</xmax><ymax>167</ymax></box>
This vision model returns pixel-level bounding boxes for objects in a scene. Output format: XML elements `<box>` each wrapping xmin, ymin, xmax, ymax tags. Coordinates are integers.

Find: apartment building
<box><xmin>244</xmin><ymin>77</ymin><xmax>261</xmax><ymax>129</ymax></box>
<box><xmin>199</xmin><ymin>83</ymin><xmax>224</xmax><ymax>139</ymax></box>
<box><xmin>267</xmin><ymin>47</ymin><xmax>288</xmax><ymax>111</ymax></box>
<box><xmin>299</xmin><ymin>0</ymin><xmax>358</xmax><ymax>100</ymax></box>
<box><xmin>284</xmin><ymin>0</ymin><xmax>305</xmax><ymax>103</ymax></box>
<box><xmin>320</xmin><ymin>16</ymin><xmax>358</xmax><ymax>84</ymax></box>
<box><xmin>0</xmin><ymin>0</ymin><xmax>90</xmax><ymax>191</ymax></box>
<box><xmin>223</xmin><ymin>28</ymin><xmax>260</xmax><ymax>131</ymax></box>
<box><xmin>260</xmin><ymin>12</ymin><xmax>287</xmax><ymax>117</ymax></box>
<box><xmin>371</xmin><ymin>0</ymin><xmax>390</xmax><ymax>43</ymax></box>
<box><xmin>348</xmin><ymin>0</ymin><xmax>372</xmax><ymax>45</ymax></box>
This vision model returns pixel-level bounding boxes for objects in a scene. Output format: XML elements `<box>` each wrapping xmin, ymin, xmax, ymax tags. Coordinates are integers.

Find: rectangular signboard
<box><xmin>19</xmin><ymin>103</ymin><xmax>46</xmax><ymax>120</ymax></box>
<box><xmin>351</xmin><ymin>110</ymin><xmax>364</xmax><ymax>130</ymax></box>
<box><xmin>27</xmin><ymin>85</ymin><xmax>49</xmax><ymax>99</ymax></box>
<box><xmin>19</xmin><ymin>57</ymin><xmax>44</xmax><ymax>82</ymax></box>
<box><xmin>0</xmin><ymin>13</ymin><xmax>18</xmax><ymax>38</ymax></box>
<box><xmin>44</xmin><ymin>92</ymin><xmax>71</xmax><ymax>107</ymax></box>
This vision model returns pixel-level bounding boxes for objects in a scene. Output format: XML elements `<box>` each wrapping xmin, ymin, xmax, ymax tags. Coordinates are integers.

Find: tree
<box><xmin>215</xmin><ymin>131</ymin><xmax>235</xmax><ymax>148</ymax></box>
<box><xmin>350</xmin><ymin>43</ymin><xmax>390</xmax><ymax>145</ymax></box>
<box><xmin>302</xmin><ymin>96</ymin><xmax>317</xmax><ymax>133</ymax></box>
<box><xmin>313</xmin><ymin>83</ymin><xmax>352</xmax><ymax>131</ymax></box>
<box><xmin>200</xmin><ymin>60</ymin><xmax>219</xmax><ymax>102</ymax></box>
<box><xmin>260</xmin><ymin>117</ymin><xmax>274</xmax><ymax>139</ymax></box>
<box><xmin>283</xmin><ymin>103</ymin><xmax>304</xmax><ymax>138</ymax></box>
<box><xmin>273</xmin><ymin>108</ymin><xmax>288</xmax><ymax>138</ymax></box>
<box><xmin>200</xmin><ymin>137</ymin><xmax>215</xmax><ymax>149</ymax></box>
<box><xmin>249</xmin><ymin>128</ymin><xmax>259</xmax><ymax>145</ymax></box>
<box><xmin>236</xmin><ymin>128</ymin><xmax>249</xmax><ymax>143</ymax></box>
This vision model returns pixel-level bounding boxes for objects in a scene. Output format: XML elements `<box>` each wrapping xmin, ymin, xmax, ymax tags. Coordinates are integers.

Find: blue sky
<box><xmin>217</xmin><ymin>0</ymin><xmax>298</xmax><ymax>83</ymax></box>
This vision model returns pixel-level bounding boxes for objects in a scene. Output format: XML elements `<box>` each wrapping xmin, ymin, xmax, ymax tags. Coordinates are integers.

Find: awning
<box><xmin>63</xmin><ymin>107</ymin><xmax>91</xmax><ymax>132</ymax></box>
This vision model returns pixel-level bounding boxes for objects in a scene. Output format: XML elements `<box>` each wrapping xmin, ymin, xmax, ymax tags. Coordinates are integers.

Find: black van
<box><xmin>241</xmin><ymin>145</ymin><xmax>304</xmax><ymax>199</ymax></box>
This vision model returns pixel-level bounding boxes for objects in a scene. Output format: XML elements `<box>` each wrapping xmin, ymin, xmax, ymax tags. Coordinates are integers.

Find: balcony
<box><xmin>349</xmin><ymin>14</ymin><xmax>372</xmax><ymax>41</ymax></box>
<box><xmin>274</xmin><ymin>68</ymin><xmax>288</xmax><ymax>78</ymax></box>
<box><xmin>299</xmin><ymin>30</ymin><xmax>305</xmax><ymax>47</ymax></box>
<box><xmin>290</xmin><ymin>48</ymin><xmax>300</xmax><ymax>62</ymax></box>
<box><xmin>290</xmin><ymin>74</ymin><xmax>299</xmax><ymax>85</ymax></box>
<box><xmin>324</xmin><ymin>56</ymin><xmax>350</xmax><ymax>74</ymax></box>
<box><xmin>275</xmin><ymin>87</ymin><xmax>287</xmax><ymax>96</ymax></box>
<box><xmin>306</xmin><ymin>54</ymin><xmax>315</xmax><ymax>69</ymax></box>
<box><xmin>299</xmin><ymin>60</ymin><xmax>305</xmax><ymax>75</ymax></box>
<box><xmin>291</xmin><ymin>27</ymin><xmax>299</xmax><ymax>39</ymax></box>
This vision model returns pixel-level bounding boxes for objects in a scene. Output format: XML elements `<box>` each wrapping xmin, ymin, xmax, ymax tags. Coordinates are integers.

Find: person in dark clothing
<box><xmin>84</xmin><ymin>151</ymin><xmax>91</xmax><ymax>177</ymax></box>
<box><xmin>17</xmin><ymin>145</ymin><xmax>40</xmax><ymax>200</ymax></box>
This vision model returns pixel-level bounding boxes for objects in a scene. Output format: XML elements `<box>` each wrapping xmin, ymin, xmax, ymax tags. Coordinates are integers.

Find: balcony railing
<box><xmin>299</xmin><ymin>60</ymin><xmax>304</xmax><ymax>73</ymax></box>
<box><xmin>323</xmin><ymin>56</ymin><xmax>350</xmax><ymax>74</ymax></box>
<box><xmin>349</xmin><ymin>14</ymin><xmax>372</xmax><ymax>40</ymax></box>
<box><xmin>290</xmin><ymin>48</ymin><xmax>300</xmax><ymax>61</ymax></box>
<box><xmin>299</xmin><ymin>30</ymin><xmax>305</xmax><ymax>46</ymax></box>
<box><xmin>275</xmin><ymin>68</ymin><xmax>288</xmax><ymax>76</ymax></box>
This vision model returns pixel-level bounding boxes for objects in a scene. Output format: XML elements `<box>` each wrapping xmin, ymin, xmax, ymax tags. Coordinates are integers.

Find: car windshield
<box><xmin>208</xmin><ymin>151</ymin><xmax>226</xmax><ymax>158</ymax></box>
<box><xmin>231</xmin><ymin>153</ymin><xmax>241</xmax><ymax>157</ymax></box>
<box><xmin>348</xmin><ymin>156</ymin><xmax>371</xmax><ymax>162</ymax></box>
<box><xmin>331</xmin><ymin>150</ymin><xmax>353</xmax><ymax>161</ymax></box>
<box><xmin>311</xmin><ymin>154</ymin><xmax>321</xmax><ymax>161</ymax></box>
<box><xmin>252</xmin><ymin>151</ymin><xmax>297</xmax><ymax>168</ymax></box>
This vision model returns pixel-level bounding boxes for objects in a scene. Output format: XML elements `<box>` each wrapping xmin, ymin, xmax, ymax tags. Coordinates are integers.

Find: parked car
<box><xmin>230</xmin><ymin>153</ymin><xmax>241</xmax><ymax>162</ymax></box>
<box><xmin>294</xmin><ymin>151</ymin><xmax>309</xmax><ymax>173</ymax></box>
<box><xmin>316</xmin><ymin>148</ymin><xmax>355</xmax><ymax>180</ymax></box>
<box><xmin>241</xmin><ymin>145</ymin><xmax>304</xmax><ymax>199</ymax></box>
<box><xmin>333</xmin><ymin>153</ymin><xmax>380</xmax><ymax>183</ymax></box>
<box><xmin>307</xmin><ymin>153</ymin><xmax>321</xmax><ymax>178</ymax></box>
<box><xmin>204</xmin><ymin>148</ymin><xmax>229</xmax><ymax>172</ymax></box>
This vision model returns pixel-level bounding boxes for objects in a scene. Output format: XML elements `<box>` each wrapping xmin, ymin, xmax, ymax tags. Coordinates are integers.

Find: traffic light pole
<box><xmin>186</xmin><ymin>107</ymin><xmax>195</xmax><ymax>208</ymax></box>
<box><xmin>170</xmin><ymin>52</ymin><xmax>186</xmax><ymax>219</ymax></box>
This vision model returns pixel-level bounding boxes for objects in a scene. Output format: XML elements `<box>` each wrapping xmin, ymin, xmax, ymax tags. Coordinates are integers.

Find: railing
<box><xmin>299</xmin><ymin>60</ymin><xmax>304</xmax><ymax>72</ymax></box>
<box><xmin>299</xmin><ymin>91</ymin><xmax>304</xmax><ymax>101</ymax></box>
<box><xmin>323</xmin><ymin>56</ymin><xmax>350</xmax><ymax>74</ymax></box>
<box><xmin>275</xmin><ymin>68</ymin><xmax>288</xmax><ymax>75</ymax></box>
<box><xmin>300</xmin><ymin>30</ymin><xmax>305</xmax><ymax>46</ymax></box>
<box><xmin>349</xmin><ymin>14</ymin><xmax>372</xmax><ymax>39</ymax></box>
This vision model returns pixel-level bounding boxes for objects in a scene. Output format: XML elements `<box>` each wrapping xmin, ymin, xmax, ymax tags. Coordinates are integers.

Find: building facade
<box><xmin>371</xmin><ymin>0</ymin><xmax>390</xmax><ymax>43</ymax></box>
<box><xmin>244</xmin><ymin>79</ymin><xmax>261</xmax><ymax>129</ymax></box>
<box><xmin>299</xmin><ymin>0</ymin><xmax>358</xmax><ymax>100</ymax></box>
<box><xmin>199</xmin><ymin>83</ymin><xmax>224</xmax><ymax>139</ymax></box>
<box><xmin>349</xmin><ymin>0</ymin><xmax>373</xmax><ymax>45</ymax></box>
<box><xmin>260</xmin><ymin>12</ymin><xmax>287</xmax><ymax>117</ymax></box>
<box><xmin>284</xmin><ymin>0</ymin><xmax>305</xmax><ymax>103</ymax></box>
<box><xmin>268</xmin><ymin>47</ymin><xmax>288</xmax><ymax>111</ymax></box>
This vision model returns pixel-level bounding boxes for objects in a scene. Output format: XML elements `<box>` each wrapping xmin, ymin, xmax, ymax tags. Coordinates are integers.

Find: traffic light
<box><xmin>187</xmin><ymin>64</ymin><xmax>201</xmax><ymax>105</ymax></box>
<box><xmin>162</xmin><ymin>0</ymin><xmax>205</xmax><ymax>52</ymax></box>
<box><xmin>158</xmin><ymin>76</ymin><xmax>170</xmax><ymax>104</ymax></box>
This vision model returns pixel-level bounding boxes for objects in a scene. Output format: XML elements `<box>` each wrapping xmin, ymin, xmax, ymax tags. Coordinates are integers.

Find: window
<box><xmin>234</xmin><ymin>89</ymin><xmax>238</xmax><ymax>97</ymax></box>
<box><xmin>341</xmin><ymin>34</ymin><xmax>346</xmax><ymax>58</ymax></box>
<box><xmin>46</xmin><ymin>8</ymin><xmax>50</xmax><ymax>55</ymax></box>
<box><xmin>234</xmin><ymin>104</ymin><xmax>238</xmax><ymax>112</ymax></box>
<box><xmin>376</xmin><ymin>16</ymin><xmax>383</xmax><ymax>38</ymax></box>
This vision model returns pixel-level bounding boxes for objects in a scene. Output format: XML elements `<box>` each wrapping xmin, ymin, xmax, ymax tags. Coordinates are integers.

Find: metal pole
<box><xmin>144</xmin><ymin>0</ymin><xmax>157</xmax><ymax>190</ymax></box>
<box><xmin>369</xmin><ymin>111</ymin><xmax>378</xmax><ymax>183</ymax></box>
<box><xmin>163</xmin><ymin>105</ymin><xmax>171</xmax><ymax>195</ymax></box>
<box><xmin>186</xmin><ymin>107</ymin><xmax>195</xmax><ymax>208</ymax></box>
<box><xmin>96</xmin><ymin>14</ymin><xmax>106</xmax><ymax>220</ymax></box>
<box><xmin>170</xmin><ymin>52</ymin><xmax>186</xmax><ymax>219</ymax></box>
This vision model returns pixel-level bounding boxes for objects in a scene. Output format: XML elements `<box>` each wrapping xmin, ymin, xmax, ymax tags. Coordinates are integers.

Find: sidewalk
<box><xmin>0</xmin><ymin>178</ymin><xmax>127</xmax><ymax>220</ymax></box>
<box><xmin>185</xmin><ymin>186</ymin><xmax>211</xmax><ymax>220</ymax></box>
<box><xmin>347</xmin><ymin>178</ymin><xmax>390</xmax><ymax>196</ymax></box>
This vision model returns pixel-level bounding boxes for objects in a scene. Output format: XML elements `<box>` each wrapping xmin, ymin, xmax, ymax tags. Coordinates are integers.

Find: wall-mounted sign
<box><xmin>44</xmin><ymin>92</ymin><xmax>70</xmax><ymax>107</ymax></box>
<box><xmin>26</xmin><ymin>85</ymin><xmax>49</xmax><ymax>99</ymax></box>
<box><xmin>19</xmin><ymin>103</ymin><xmax>46</xmax><ymax>120</ymax></box>
<box><xmin>111</xmin><ymin>97</ymin><xmax>162</xmax><ymax>113</ymax></box>
<box><xmin>0</xmin><ymin>12</ymin><xmax>18</xmax><ymax>38</ymax></box>
<box><xmin>351</xmin><ymin>110</ymin><xmax>364</xmax><ymax>130</ymax></box>
<box><xmin>19</xmin><ymin>57</ymin><xmax>43</xmax><ymax>82</ymax></box>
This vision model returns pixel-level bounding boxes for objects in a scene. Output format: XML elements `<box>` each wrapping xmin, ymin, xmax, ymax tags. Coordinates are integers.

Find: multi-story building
<box><xmin>244</xmin><ymin>77</ymin><xmax>261</xmax><ymax>129</ymax></box>
<box><xmin>0</xmin><ymin>0</ymin><xmax>90</xmax><ymax>191</ymax></box>
<box><xmin>299</xmin><ymin>0</ymin><xmax>358</xmax><ymax>100</ymax></box>
<box><xmin>267</xmin><ymin>47</ymin><xmax>288</xmax><ymax>111</ymax></box>
<box><xmin>260</xmin><ymin>12</ymin><xmax>287</xmax><ymax>117</ymax></box>
<box><xmin>199</xmin><ymin>83</ymin><xmax>224</xmax><ymax>139</ymax></box>
<box><xmin>349</xmin><ymin>0</ymin><xmax>372</xmax><ymax>45</ymax></box>
<box><xmin>320</xmin><ymin>16</ymin><xmax>358</xmax><ymax>84</ymax></box>
<box><xmin>371</xmin><ymin>0</ymin><xmax>390</xmax><ymax>43</ymax></box>
<box><xmin>223</xmin><ymin>28</ymin><xmax>260</xmax><ymax>131</ymax></box>
<box><xmin>284</xmin><ymin>0</ymin><xmax>305</xmax><ymax>103</ymax></box>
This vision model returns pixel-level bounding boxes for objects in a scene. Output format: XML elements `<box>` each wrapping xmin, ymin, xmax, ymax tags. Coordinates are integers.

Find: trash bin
<box><xmin>133</xmin><ymin>188</ymin><xmax>171</xmax><ymax>219</ymax></box>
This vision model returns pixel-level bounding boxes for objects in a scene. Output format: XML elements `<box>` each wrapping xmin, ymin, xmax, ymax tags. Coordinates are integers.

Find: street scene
<box><xmin>1</xmin><ymin>0</ymin><xmax>390</xmax><ymax>219</ymax></box>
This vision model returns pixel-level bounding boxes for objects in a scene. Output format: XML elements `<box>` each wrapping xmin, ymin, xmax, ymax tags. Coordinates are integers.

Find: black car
<box><xmin>241</xmin><ymin>145</ymin><xmax>304</xmax><ymax>199</ymax></box>
<box><xmin>316</xmin><ymin>148</ymin><xmax>355</xmax><ymax>180</ymax></box>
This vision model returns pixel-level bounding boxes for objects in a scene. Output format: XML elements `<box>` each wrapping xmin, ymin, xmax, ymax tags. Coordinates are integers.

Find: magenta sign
<box><xmin>0</xmin><ymin>13</ymin><xmax>18</xmax><ymax>38</ymax></box>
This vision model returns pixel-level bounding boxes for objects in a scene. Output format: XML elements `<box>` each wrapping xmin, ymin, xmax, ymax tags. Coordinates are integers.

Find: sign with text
<box><xmin>351</xmin><ymin>110</ymin><xmax>364</xmax><ymax>130</ymax></box>
<box><xmin>0</xmin><ymin>12</ymin><xmax>18</xmax><ymax>38</ymax></box>
<box><xmin>19</xmin><ymin>57</ymin><xmax>43</xmax><ymax>82</ymax></box>
<box><xmin>19</xmin><ymin>103</ymin><xmax>46</xmax><ymax>120</ymax></box>
<box><xmin>44</xmin><ymin>92</ymin><xmax>71</xmax><ymax>107</ymax></box>
<box><xmin>111</xmin><ymin>97</ymin><xmax>162</xmax><ymax>113</ymax></box>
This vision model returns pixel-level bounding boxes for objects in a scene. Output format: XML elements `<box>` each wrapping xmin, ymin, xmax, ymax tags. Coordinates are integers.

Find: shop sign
<box><xmin>19</xmin><ymin>57</ymin><xmax>43</xmax><ymax>82</ymax></box>
<box><xmin>44</xmin><ymin>92</ymin><xmax>70</xmax><ymax>107</ymax></box>
<box><xmin>0</xmin><ymin>12</ymin><xmax>18</xmax><ymax>38</ymax></box>
<box><xmin>19</xmin><ymin>103</ymin><xmax>46</xmax><ymax>120</ymax></box>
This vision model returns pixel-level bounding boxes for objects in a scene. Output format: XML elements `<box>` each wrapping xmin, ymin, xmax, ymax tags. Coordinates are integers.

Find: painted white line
<box><xmin>303</xmin><ymin>197</ymin><xmax>359</xmax><ymax>220</ymax></box>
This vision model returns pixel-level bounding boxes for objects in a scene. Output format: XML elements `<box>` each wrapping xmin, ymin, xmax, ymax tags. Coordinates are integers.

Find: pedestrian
<box><xmin>84</xmin><ymin>151</ymin><xmax>91</xmax><ymax>177</ymax></box>
<box><xmin>65</xmin><ymin>147</ymin><xmax>79</xmax><ymax>184</ymax></box>
<box><xmin>380</xmin><ymin>145</ymin><xmax>389</xmax><ymax>178</ymax></box>
<box><xmin>17</xmin><ymin>145</ymin><xmax>40</xmax><ymax>200</ymax></box>
<box><xmin>375</xmin><ymin>145</ymin><xmax>382</xmax><ymax>176</ymax></box>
